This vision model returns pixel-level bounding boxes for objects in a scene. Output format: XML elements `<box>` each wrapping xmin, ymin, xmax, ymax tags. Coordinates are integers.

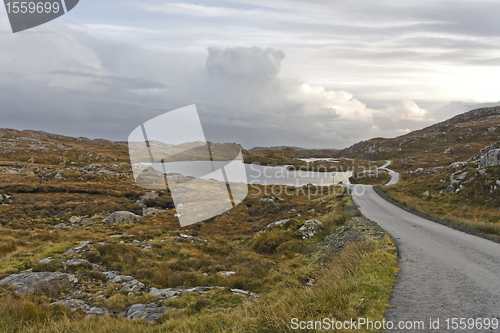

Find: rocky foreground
<box><xmin>0</xmin><ymin>173</ymin><xmax>385</xmax><ymax>325</ymax></box>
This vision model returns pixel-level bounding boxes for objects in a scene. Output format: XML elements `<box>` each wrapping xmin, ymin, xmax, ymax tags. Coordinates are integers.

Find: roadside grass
<box><xmin>378</xmin><ymin>171</ymin><xmax>500</xmax><ymax>239</ymax></box>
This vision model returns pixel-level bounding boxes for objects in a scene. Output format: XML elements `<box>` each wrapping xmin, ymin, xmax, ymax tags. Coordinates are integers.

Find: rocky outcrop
<box><xmin>135</xmin><ymin>191</ymin><xmax>159</xmax><ymax>208</ymax></box>
<box><xmin>63</xmin><ymin>259</ymin><xmax>90</xmax><ymax>268</ymax></box>
<box><xmin>52</xmin><ymin>299</ymin><xmax>87</xmax><ymax>311</ymax></box>
<box><xmin>41</xmin><ymin>164</ymin><xmax>128</xmax><ymax>181</ymax></box>
<box><xmin>479</xmin><ymin>149</ymin><xmax>500</xmax><ymax>168</ymax></box>
<box><xmin>260</xmin><ymin>196</ymin><xmax>284</xmax><ymax>205</ymax></box>
<box><xmin>39</xmin><ymin>257</ymin><xmax>53</xmax><ymax>264</ymax></box>
<box><xmin>64</xmin><ymin>241</ymin><xmax>92</xmax><ymax>255</ymax></box>
<box><xmin>445</xmin><ymin>170</ymin><xmax>469</xmax><ymax>193</ymax></box>
<box><xmin>297</xmin><ymin>220</ymin><xmax>324</xmax><ymax>239</ymax></box>
<box><xmin>51</xmin><ymin>299</ymin><xmax>109</xmax><ymax>316</ymax></box>
<box><xmin>123</xmin><ymin>303</ymin><xmax>173</xmax><ymax>323</ymax></box>
<box><xmin>468</xmin><ymin>142</ymin><xmax>500</xmax><ymax>162</ymax></box>
<box><xmin>264</xmin><ymin>218</ymin><xmax>290</xmax><ymax>229</ymax></box>
<box><xmin>444</xmin><ymin>106</ymin><xmax>500</xmax><ymax>125</ymax></box>
<box><xmin>442</xmin><ymin>147</ymin><xmax>453</xmax><ymax>154</ymax></box>
<box><xmin>69</xmin><ymin>216</ymin><xmax>81</xmax><ymax>223</ymax></box>
<box><xmin>149</xmin><ymin>286</ymin><xmax>259</xmax><ymax>300</ymax></box>
<box><xmin>102</xmin><ymin>271</ymin><xmax>145</xmax><ymax>292</ymax></box>
<box><xmin>176</xmin><ymin>234</ymin><xmax>208</xmax><ymax>244</ymax></box>
<box><xmin>0</xmin><ymin>272</ymin><xmax>77</xmax><ymax>294</ymax></box>
<box><xmin>315</xmin><ymin>216</ymin><xmax>387</xmax><ymax>257</ymax></box>
<box><xmin>103</xmin><ymin>211</ymin><xmax>141</xmax><ymax>225</ymax></box>
<box><xmin>142</xmin><ymin>207</ymin><xmax>162</xmax><ymax>216</ymax></box>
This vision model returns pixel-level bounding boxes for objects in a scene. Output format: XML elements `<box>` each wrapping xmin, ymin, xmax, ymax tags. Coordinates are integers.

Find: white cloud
<box><xmin>387</xmin><ymin>100</ymin><xmax>430</xmax><ymax>121</ymax></box>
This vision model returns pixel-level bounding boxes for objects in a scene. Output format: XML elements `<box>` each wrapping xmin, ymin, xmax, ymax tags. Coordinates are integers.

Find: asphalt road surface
<box><xmin>378</xmin><ymin>160</ymin><xmax>400</xmax><ymax>186</ymax></box>
<box><xmin>348</xmin><ymin>180</ymin><xmax>500</xmax><ymax>332</ymax></box>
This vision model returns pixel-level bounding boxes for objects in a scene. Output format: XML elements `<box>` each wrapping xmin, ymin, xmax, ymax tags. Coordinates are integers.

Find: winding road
<box><xmin>348</xmin><ymin>162</ymin><xmax>500</xmax><ymax>332</ymax></box>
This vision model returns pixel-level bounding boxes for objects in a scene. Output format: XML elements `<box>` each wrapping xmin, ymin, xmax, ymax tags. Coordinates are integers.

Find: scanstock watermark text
<box><xmin>290</xmin><ymin>317</ymin><xmax>499</xmax><ymax>330</ymax></box>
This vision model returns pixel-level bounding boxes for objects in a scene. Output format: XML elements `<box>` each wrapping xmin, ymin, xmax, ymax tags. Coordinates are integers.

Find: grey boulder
<box><xmin>103</xmin><ymin>211</ymin><xmax>141</xmax><ymax>225</ymax></box>
<box><xmin>297</xmin><ymin>219</ymin><xmax>324</xmax><ymax>239</ymax></box>
<box><xmin>125</xmin><ymin>303</ymin><xmax>172</xmax><ymax>323</ymax></box>
<box><xmin>51</xmin><ymin>299</ymin><xmax>86</xmax><ymax>311</ymax></box>
<box><xmin>143</xmin><ymin>207</ymin><xmax>161</xmax><ymax>216</ymax></box>
<box><xmin>0</xmin><ymin>272</ymin><xmax>78</xmax><ymax>294</ymax></box>
<box><xmin>135</xmin><ymin>191</ymin><xmax>159</xmax><ymax>207</ymax></box>
<box><xmin>480</xmin><ymin>149</ymin><xmax>500</xmax><ymax>168</ymax></box>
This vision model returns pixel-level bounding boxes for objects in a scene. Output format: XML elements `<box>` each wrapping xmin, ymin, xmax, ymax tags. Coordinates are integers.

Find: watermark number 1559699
<box><xmin>3</xmin><ymin>0</ymin><xmax>79</xmax><ymax>33</ymax></box>
<box><xmin>5</xmin><ymin>1</ymin><xmax>61</xmax><ymax>14</ymax></box>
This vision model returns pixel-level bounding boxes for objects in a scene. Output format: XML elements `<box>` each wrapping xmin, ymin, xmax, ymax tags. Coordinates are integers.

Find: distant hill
<box><xmin>0</xmin><ymin>128</ymin><xmax>129</xmax><ymax>166</ymax></box>
<box><xmin>340</xmin><ymin>106</ymin><xmax>500</xmax><ymax>169</ymax></box>
<box><xmin>250</xmin><ymin>146</ymin><xmax>339</xmax><ymax>158</ymax></box>
<box><xmin>249</xmin><ymin>146</ymin><xmax>304</xmax><ymax>152</ymax></box>
<box><xmin>2</xmin><ymin>105</ymin><xmax>499</xmax><ymax>169</ymax></box>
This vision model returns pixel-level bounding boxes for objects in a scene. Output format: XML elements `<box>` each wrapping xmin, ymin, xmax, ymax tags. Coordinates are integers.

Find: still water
<box><xmin>149</xmin><ymin>161</ymin><xmax>352</xmax><ymax>186</ymax></box>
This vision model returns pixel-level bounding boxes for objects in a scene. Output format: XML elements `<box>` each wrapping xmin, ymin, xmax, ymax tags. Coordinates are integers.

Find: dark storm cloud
<box><xmin>0</xmin><ymin>0</ymin><xmax>498</xmax><ymax>148</ymax></box>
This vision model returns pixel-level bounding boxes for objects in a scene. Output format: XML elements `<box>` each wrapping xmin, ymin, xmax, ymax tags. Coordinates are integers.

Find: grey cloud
<box><xmin>1</xmin><ymin>1</ymin><xmax>499</xmax><ymax>149</ymax></box>
<box><xmin>49</xmin><ymin>70</ymin><xmax>168</xmax><ymax>90</ymax></box>
<box><xmin>206</xmin><ymin>46</ymin><xmax>285</xmax><ymax>84</ymax></box>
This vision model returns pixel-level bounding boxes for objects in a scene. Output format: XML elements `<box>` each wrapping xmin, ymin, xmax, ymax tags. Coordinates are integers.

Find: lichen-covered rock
<box><xmin>124</xmin><ymin>303</ymin><xmax>172</xmax><ymax>323</ymax></box>
<box><xmin>103</xmin><ymin>211</ymin><xmax>141</xmax><ymax>225</ymax></box>
<box><xmin>103</xmin><ymin>271</ymin><xmax>145</xmax><ymax>292</ymax></box>
<box><xmin>64</xmin><ymin>241</ymin><xmax>91</xmax><ymax>255</ymax></box>
<box><xmin>148</xmin><ymin>286</ymin><xmax>258</xmax><ymax>300</ymax></box>
<box><xmin>177</xmin><ymin>234</ymin><xmax>208</xmax><ymax>244</ymax></box>
<box><xmin>143</xmin><ymin>207</ymin><xmax>161</xmax><ymax>216</ymax></box>
<box><xmin>80</xmin><ymin>218</ymin><xmax>92</xmax><ymax>225</ymax></box>
<box><xmin>297</xmin><ymin>219</ymin><xmax>324</xmax><ymax>239</ymax></box>
<box><xmin>69</xmin><ymin>216</ymin><xmax>81</xmax><ymax>224</ymax></box>
<box><xmin>86</xmin><ymin>307</ymin><xmax>109</xmax><ymax>316</ymax></box>
<box><xmin>442</xmin><ymin>147</ymin><xmax>453</xmax><ymax>154</ymax></box>
<box><xmin>52</xmin><ymin>299</ymin><xmax>86</xmax><ymax>311</ymax></box>
<box><xmin>264</xmin><ymin>218</ymin><xmax>290</xmax><ymax>229</ymax></box>
<box><xmin>39</xmin><ymin>257</ymin><xmax>53</xmax><ymax>264</ymax></box>
<box><xmin>0</xmin><ymin>272</ymin><xmax>77</xmax><ymax>294</ymax></box>
<box><xmin>51</xmin><ymin>299</ymin><xmax>109</xmax><ymax>316</ymax></box>
<box><xmin>63</xmin><ymin>259</ymin><xmax>90</xmax><ymax>267</ymax></box>
<box><xmin>480</xmin><ymin>149</ymin><xmax>500</xmax><ymax>168</ymax></box>
<box><xmin>260</xmin><ymin>196</ymin><xmax>284</xmax><ymax>204</ymax></box>
<box><xmin>468</xmin><ymin>141</ymin><xmax>500</xmax><ymax>162</ymax></box>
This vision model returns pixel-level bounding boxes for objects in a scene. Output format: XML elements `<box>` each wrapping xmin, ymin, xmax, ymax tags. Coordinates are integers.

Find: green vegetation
<box><xmin>378</xmin><ymin>165</ymin><xmax>500</xmax><ymax>239</ymax></box>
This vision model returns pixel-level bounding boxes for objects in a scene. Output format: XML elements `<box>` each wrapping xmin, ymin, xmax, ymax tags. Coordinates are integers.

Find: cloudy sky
<box><xmin>1</xmin><ymin>0</ymin><xmax>499</xmax><ymax>149</ymax></box>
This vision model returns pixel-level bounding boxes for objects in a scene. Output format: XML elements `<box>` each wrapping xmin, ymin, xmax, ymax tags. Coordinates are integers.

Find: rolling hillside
<box><xmin>341</xmin><ymin>106</ymin><xmax>500</xmax><ymax>171</ymax></box>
